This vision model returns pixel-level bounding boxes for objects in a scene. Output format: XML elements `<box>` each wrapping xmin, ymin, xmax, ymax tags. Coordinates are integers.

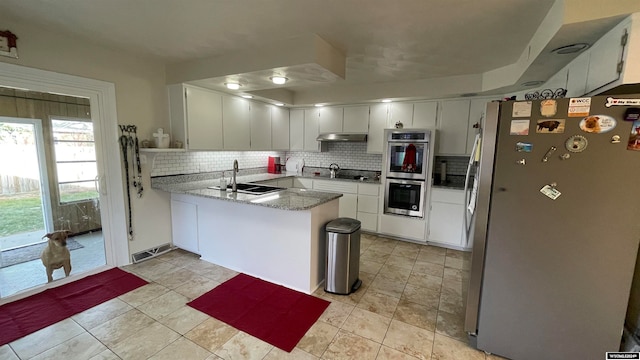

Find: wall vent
<box><xmin>131</xmin><ymin>243</ymin><xmax>172</xmax><ymax>263</ymax></box>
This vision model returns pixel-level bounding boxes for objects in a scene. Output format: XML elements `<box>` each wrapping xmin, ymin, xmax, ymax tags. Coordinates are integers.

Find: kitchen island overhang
<box><xmin>155</xmin><ymin>179</ymin><xmax>342</xmax><ymax>294</ymax></box>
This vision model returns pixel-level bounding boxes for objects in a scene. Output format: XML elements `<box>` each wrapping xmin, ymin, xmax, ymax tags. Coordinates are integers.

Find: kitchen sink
<box><xmin>208</xmin><ymin>183</ymin><xmax>284</xmax><ymax>194</ymax></box>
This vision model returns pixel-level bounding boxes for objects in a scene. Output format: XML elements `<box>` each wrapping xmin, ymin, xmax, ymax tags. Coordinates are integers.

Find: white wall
<box><xmin>0</xmin><ymin>16</ymin><xmax>173</xmax><ymax>256</ymax></box>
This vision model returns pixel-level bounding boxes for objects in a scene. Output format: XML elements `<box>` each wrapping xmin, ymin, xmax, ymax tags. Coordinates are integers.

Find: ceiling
<box><xmin>0</xmin><ymin>0</ymin><xmax>638</xmax><ymax>106</ymax></box>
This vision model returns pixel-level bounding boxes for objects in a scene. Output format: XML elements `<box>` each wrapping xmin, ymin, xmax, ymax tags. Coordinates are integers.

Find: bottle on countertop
<box><xmin>439</xmin><ymin>161</ymin><xmax>447</xmax><ymax>185</ymax></box>
<box><xmin>219</xmin><ymin>171</ymin><xmax>227</xmax><ymax>191</ymax></box>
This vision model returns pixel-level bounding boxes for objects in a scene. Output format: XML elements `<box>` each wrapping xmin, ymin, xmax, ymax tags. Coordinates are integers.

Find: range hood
<box><xmin>316</xmin><ymin>133</ymin><xmax>368</xmax><ymax>142</ymax></box>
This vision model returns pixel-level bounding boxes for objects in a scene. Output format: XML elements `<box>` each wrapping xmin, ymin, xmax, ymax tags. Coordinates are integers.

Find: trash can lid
<box><xmin>326</xmin><ymin>217</ymin><xmax>361</xmax><ymax>233</ymax></box>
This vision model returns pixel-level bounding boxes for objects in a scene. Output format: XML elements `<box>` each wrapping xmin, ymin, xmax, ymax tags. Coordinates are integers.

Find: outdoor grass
<box><xmin>0</xmin><ymin>191</ymin><xmax>97</xmax><ymax>237</ymax></box>
<box><xmin>0</xmin><ymin>195</ymin><xmax>44</xmax><ymax>237</ymax></box>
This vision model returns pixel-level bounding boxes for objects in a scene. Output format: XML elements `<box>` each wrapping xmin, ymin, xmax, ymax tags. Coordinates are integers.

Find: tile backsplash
<box><xmin>150</xmin><ymin>151</ymin><xmax>285</xmax><ymax>176</ymax></box>
<box><xmin>286</xmin><ymin>142</ymin><xmax>382</xmax><ymax>171</ymax></box>
<box><xmin>148</xmin><ymin>143</ymin><xmax>469</xmax><ymax>178</ymax></box>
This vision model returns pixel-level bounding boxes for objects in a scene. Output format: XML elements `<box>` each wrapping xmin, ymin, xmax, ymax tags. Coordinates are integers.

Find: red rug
<box><xmin>187</xmin><ymin>273</ymin><xmax>330</xmax><ymax>352</ymax></box>
<box><xmin>0</xmin><ymin>268</ymin><xmax>147</xmax><ymax>346</ymax></box>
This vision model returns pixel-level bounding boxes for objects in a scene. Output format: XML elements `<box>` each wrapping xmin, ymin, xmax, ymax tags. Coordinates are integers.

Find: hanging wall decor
<box><xmin>0</xmin><ymin>30</ymin><xmax>18</xmax><ymax>58</ymax></box>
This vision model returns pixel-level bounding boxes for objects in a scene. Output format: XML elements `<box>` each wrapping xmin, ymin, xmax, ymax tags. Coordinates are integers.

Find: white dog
<box><xmin>41</xmin><ymin>230</ymin><xmax>72</xmax><ymax>282</ymax></box>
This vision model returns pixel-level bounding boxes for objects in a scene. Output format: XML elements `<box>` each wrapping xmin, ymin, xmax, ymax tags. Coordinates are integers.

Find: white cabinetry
<box><xmin>271</xmin><ymin>105</ymin><xmax>290</xmax><ymax>150</ymax></box>
<box><xmin>170</xmin><ymin>198</ymin><xmax>199</xmax><ymax>254</ymax></box>
<box><xmin>586</xmin><ymin>20</ymin><xmax>627</xmax><ymax>94</ymax></box>
<box><xmin>389</xmin><ymin>102</ymin><xmax>414</xmax><ymax>129</ymax></box>
<box><xmin>303</xmin><ymin>108</ymin><xmax>326</xmax><ymax>152</ymax></box>
<box><xmin>413</xmin><ymin>101</ymin><xmax>438</xmax><ymax>129</ymax></box>
<box><xmin>343</xmin><ymin>106</ymin><xmax>369</xmax><ymax>133</ymax></box>
<box><xmin>292</xmin><ymin>177</ymin><xmax>313</xmax><ymax>189</ymax></box>
<box><xmin>437</xmin><ymin>100</ymin><xmax>471</xmax><ymax>155</ymax></box>
<box><xmin>222</xmin><ymin>95</ymin><xmax>250</xmax><ymax>150</ymax></box>
<box><xmin>250</xmin><ymin>101</ymin><xmax>271</xmax><ymax>150</ymax></box>
<box><xmin>428</xmin><ymin>188</ymin><xmax>467</xmax><ymax>248</ymax></box>
<box><xmin>313</xmin><ymin>180</ymin><xmax>358</xmax><ymax>219</ymax></box>
<box><xmin>357</xmin><ymin>183</ymin><xmax>380</xmax><ymax>232</ymax></box>
<box><xmin>319</xmin><ymin>107</ymin><xmax>344</xmax><ymax>134</ymax></box>
<box><xmin>466</xmin><ymin>98</ymin><xmax>488</xmax><ymax>153</ymax></box>
<box><xmin>168</xmin><ymin>84</ymin><xmax>223</xmax><ymax>150</ymax></box>
<box><xmin>367</xmin><ymin>103</ymin><xmax>389</xmax><ymax>154</ymax></box>
<box><xmin>289</xmin><ymin>109</ymin><xmax>304</xmax><ymax>151</ymax></box>
<box><xmin>565</xmin><ymin>51</ymin><xmax>590</xmax><ymax>97</ymax></box>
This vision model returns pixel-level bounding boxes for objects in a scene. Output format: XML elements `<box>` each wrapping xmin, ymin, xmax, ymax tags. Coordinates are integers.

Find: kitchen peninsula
<box><xmin>152</xmin><ymin>173</ymin><xmax>341</xmax><ymax>294</ymax></box>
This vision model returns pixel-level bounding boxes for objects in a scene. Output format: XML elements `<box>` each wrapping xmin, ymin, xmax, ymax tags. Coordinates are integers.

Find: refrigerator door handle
<box><xmin>463</xmin><ymin>133</ymin><xmax>481</xmax><ymax>246</ymax></box>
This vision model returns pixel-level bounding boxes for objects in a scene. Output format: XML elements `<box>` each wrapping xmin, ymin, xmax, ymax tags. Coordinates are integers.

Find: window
<box><xmin>52</xmin><ymin>119</ymin><xmax>98</xmax><ymax>203</ymax></box>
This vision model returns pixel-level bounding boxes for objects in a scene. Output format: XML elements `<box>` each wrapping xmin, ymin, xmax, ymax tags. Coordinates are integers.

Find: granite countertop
<box><xmin>152</xmin><ymin>172</ymin><xmax>344</xmax><ymax>211</ymax></box>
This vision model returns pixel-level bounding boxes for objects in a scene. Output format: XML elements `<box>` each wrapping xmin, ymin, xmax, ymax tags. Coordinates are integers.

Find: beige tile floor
<box><xmin>0</xmin><ymin>233</ymin><xmax>508</xmax><ymax>360</ymax></box>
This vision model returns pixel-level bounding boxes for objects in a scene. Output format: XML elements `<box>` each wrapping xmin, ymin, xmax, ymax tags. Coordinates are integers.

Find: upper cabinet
<box><xmin>585</xmin><ymin>20</ymin><xmax>628</xmax><ymax>94</ymax></box>
<box><xmin>250</xmin><ymin>101</ymin><xmax>271</xmax><ymax>150</ymax></box>
<box><xmin>289</xmin><ymin>109</ymin><xmax>304</xmax><ymax>151</ymax></box>
<box><xmin>318</xmin><ymin>105</ymin><xmax>369</xmax><ymax>134</ymax></box>
<box><xmin>303</xmin><ymin>108</ymin><xmax>326</xmax><ymax>152</ymax></box>
<box><xmin>412</xmin><ymin>101</ymin><xmax>438</xmax><ymax>129</ymax></box>
<box><xmin>168</xmin><ymin>84</ymin><xmax>291</xmax><ymax>151</ymax></box>
<box><xmin>388</xmin><ymin>103</ymin><xmax>413</xmax><ymax>129</ymax></box>
<box><xmin>222</xmin><ymin>96</ymin><xmax>251</xmax><ymax>150</ymax></box>
<box><xmin>343</xmin><ymin>106</ymin><xmax>369</xmax><ymax>133</ymax></box>
<box><xmin>318</xmin><ymin>107</ymin><xmax>344</xmax><ymax>133</ymax></box>
<box><xmin>168</xmin><ymin>84</ymin><xmax>223</xmax><ymax>151</ymax></box>
<box><xmin>366</xmin><ymin>103</ymin><xmax>389</xmax><ymax>154</ymax></box>
<box><xmin>437</xmin><ymin>100</ymin><xmax>470</xmax><ymax>155</ymax></box>
<box><xmin>271</xmin><ymin>105</ymin><xmax>290</xmax><ymax>150</ymax></box>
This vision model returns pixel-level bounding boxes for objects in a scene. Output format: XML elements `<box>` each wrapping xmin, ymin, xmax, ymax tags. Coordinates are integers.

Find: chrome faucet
<box><xmin>231</xmin><ymin>160</ymin><xmax>238</xmax><ymax>192</ymax></box>
<box><xmin>329</xmin><ymin>163</ymin><xmax>340</xmax><ymax>178</ymax></box>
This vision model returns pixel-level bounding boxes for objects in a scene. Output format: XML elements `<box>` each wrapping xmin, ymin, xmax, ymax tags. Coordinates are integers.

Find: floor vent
<box><xmin>131</xmin><ymin>243</ymin><xmax>172</xmax><ymax>263</ymax></box>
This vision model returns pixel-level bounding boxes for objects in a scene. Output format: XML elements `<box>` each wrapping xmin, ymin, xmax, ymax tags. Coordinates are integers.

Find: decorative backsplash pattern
<box><xmin>150</xmin><ymin>151</ymin><xmax>286</xmax><ymax>176</ymax></box>
<box><xmin>286</xmin><ymin>142</ymin><xmax>383</xmax><ymax>171</ymax></box>
<box><xmin>148</xmin><ymin>143</ymin><xmax>470</xmax><ymax>178</ymax></box>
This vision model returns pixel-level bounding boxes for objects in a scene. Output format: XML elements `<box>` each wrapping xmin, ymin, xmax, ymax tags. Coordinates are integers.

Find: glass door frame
<box><xmin>0</xmin><ymin>117</ymin><xmax>54</xmax><ymax>234</ymax></box>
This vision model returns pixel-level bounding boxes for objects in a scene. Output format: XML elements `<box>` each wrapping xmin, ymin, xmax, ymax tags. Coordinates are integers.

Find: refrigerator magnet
<box><xmin>512</xmin><ymin>101</ymin><xmax>532</xmax><ymax>117</ymax></box>
<box><xmin>624</xmin><ymin>108</ymin><xmax>640</xmax><ymax>122</ymax></box>
<box><xmin>568</xmin><ymin>98</ymin><xmax>591</xmax><ymax>117</ymax></box>
<box><xmin>626</xmin><ymin>119</ymin><xmax>640</xmax><ymax>151</ymax></box>
<box><xmin>540</xmin><ymin>100</ymin><xmax>557</xmax><ymax>117</ymax></box>
<box><xmin>540</xmin><ymin>184</ymin><xmax>561</xmax><ymax>200</ymax></box>
<box><xmin>516</xmin><ymin>142</ymin><xmax>533</xmax><ymax>152</ymax></box>
<box><xmin>605</xmin><ymin>97</ymin><xmax>640</xmax><ymax>107</ymax></box>
<box><xmin>579</xmin><ymin>115</ymin><xmax>616</xmax><ymax>134</ymax></box>
<box><xmin>510</xmin><ymin>120</ymin><xmax>530</xmax><ymax>135</ymax></box>
<box><xmin>536</xmin><ymin>119</ymin><xmax>565</xmax><ymax>133</ymax></box>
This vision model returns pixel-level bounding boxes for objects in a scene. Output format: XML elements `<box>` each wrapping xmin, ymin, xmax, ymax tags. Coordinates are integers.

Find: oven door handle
<box><xmin>386</xmin><ymin>179</ymin><xmax>425</xmax><ymax>186</ymax></box>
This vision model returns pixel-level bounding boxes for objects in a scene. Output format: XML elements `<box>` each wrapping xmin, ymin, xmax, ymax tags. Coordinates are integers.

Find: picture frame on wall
<box><xmin>0</xmin><ymin>30</ymin><xmax>18</xmax><ymax>58</ymax></box>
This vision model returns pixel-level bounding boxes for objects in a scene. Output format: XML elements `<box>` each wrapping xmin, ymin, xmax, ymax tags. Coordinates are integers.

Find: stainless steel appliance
<box><xmin>464</xmin><ymin>96</ymin><xmax>640</xmax><ymax>360</ymax></box>
<box><xmin>384</xmin><ymin>179</ymin><xmax>425</xmax><ymax>217</ymax></box>
<box><xmin>385</xmin><ymin>130</ymin><xmax>431</xmax><ymax>180</ymax></box>
<box><xmin>383</xmin><ymin>129</ymin><xmax>432</xmax><ymax>218</ymax></box>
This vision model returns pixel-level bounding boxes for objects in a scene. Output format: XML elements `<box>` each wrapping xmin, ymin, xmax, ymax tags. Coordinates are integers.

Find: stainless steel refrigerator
<box><xmin>464</xmin><ymin>95</ymin><xmax>640</xmax><ymax>360</ymax></box>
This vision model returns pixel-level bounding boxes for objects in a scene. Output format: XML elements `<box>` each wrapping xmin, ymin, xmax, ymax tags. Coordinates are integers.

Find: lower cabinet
<box><xmin>170</xmin><ymin>198</ymin><xmax>199</xmax><ymax>254</ymax></box>
<box><xmin>357</xmin><ymin>183</ymin><xmax>380</xmax><ymax>232</ymax></box>
<box><xmin>313</xmin><ymin>180</ymin><xmax>358</xmax><ymax>219</ymax></box>
<box><xmin>428</xmin><ymin>188</ymin><xmax>466</xmax><ymax>248</ymax></box>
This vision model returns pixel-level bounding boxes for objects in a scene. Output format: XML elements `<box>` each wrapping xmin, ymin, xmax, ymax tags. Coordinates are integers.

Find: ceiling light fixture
<box><xmin>381</xmin><ymin>99</ymin><xmax>392</xmax><ymax>103</ymax></box>
<box><xmin>551</xmin><ymin>43</ymin><xmax>590</xmax><ymax>55</ymax></box>
<box><xmin>270</xmin><ymin>76</ymin><xmax>288</xmax><ymax>85</ymax></box>
<box><xmin>314</xmin><ymin>104</ymin><xmax>324</xmax><ymax>107</ymax></box>
<box><xmin>275</xmin><ymin>103</ymin><xmax>284</xmax><ymax>107</ymax></box>
<box><xmin>225</xmin><ymin>82</ymin><xmax>241</xmax><ymax>90</ymax></box>
<box><xmin>241</xmin><ymin>95</ymin><xmax>253</xmax><ymax>99</ymax></box>
<box><xmin>521</xmin><ymin>80</ymin><xmax>544</xmax><ymax>87</ymax></box>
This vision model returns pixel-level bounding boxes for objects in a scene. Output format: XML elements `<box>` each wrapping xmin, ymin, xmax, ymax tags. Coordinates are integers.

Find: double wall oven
<box><xmin>383</xmin><ymin>129</ymin><xmax>432</xmax><ymax>218</ymax></box>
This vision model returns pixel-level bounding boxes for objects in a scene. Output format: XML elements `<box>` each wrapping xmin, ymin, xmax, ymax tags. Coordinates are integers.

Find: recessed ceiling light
<box><xmin>275</xmin><ymin>103</ymin><xmax>284</xmax><ymax>107</ymax></box>
<box><xmin>314</xmin><ymin>104</ymin><xmax>324</xmax><ymax>107</ymax></box>
<box><xmin>225</xmin><ymin>83</ymin><xmax>241</xmax><ymax>90</ymax></box>
<box><xmin>270</xmin><ymin>76</ymin><xmax>288</xmax><ymax>85</ymax></box>
<box><xmin>551</xmin><ymin>43</ymin><xmax>590</xmax><ymax>55</ymax></box>
<box><xmin>241</xmin><ymin>95</ymin><xmax>253</xmax><ymax>99</ymax></box>
<box><xmin>381</xmin><ymin>99</ymin><xmax>392</xmax><ymax>103</ymax></box>
<box><xmin>521</xmin><ymin>80</ymin><xmax>544</xmax><ymax>87</ymax></box>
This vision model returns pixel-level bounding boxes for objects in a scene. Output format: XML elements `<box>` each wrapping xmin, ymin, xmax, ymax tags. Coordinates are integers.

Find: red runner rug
<box><xmin>0</xmin><ymin>268</ymin><xmax>147</xmax><ymax>346</ymax></box>
<box><xmin>187</xmin><ymin>273</ymin><xmax>330</xmax><ymax>352</ymax></box>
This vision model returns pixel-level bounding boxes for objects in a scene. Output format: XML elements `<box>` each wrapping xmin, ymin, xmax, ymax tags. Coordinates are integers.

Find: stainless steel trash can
<box><xmin>325</xmin><ymin>218</ymin><xmax>362</xmax><ymax>295</ymax></box>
